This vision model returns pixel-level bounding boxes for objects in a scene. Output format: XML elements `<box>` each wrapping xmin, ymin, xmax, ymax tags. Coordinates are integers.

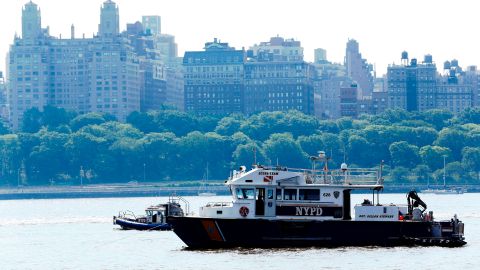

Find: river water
<box><xmin>1</xmin><ymin>193</ymin><xmax>478</xmax><ymax>270</ymax></box>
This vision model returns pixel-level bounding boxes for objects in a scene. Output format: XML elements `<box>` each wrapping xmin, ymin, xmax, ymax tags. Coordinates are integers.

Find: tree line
<box><xmin>1</xmin><ymin>106</ymin><xmax>480</xmax><ymax>186</ymax></box>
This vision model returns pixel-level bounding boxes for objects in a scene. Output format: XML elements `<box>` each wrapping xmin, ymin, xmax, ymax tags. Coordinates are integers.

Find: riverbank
<box><xmin>0</xmin><ymin>183</ymin><xmax>228</xmax><ymax>200</ymax></box>
<box><xmin>0</xmin><ymin>183</ymin><xmax>478</xmax><ymax>200</ymax></box>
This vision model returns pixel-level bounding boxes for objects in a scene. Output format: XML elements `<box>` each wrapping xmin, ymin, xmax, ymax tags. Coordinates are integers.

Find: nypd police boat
<box><xmin>168</xmin><ymin>153</ymin><xmax>466</xmax><ymax>248</ymax></box>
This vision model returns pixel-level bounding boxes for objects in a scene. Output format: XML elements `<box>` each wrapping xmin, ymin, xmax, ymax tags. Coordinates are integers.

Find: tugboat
<box><xmin>168</xmin><ymin>152</ymin><xmax>466</xmax><ymax>248</ymax></box>
<box><xmin>114</xmin><ymin>196</ymin><xmax>187</xmax><ymax>230</ymax></box>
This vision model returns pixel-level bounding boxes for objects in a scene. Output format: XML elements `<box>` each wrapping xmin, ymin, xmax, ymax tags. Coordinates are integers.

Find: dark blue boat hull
<box><xmin>114</xmin><ymin>217</ymin><xmax>172</xmax><ymax>231</ymax></box>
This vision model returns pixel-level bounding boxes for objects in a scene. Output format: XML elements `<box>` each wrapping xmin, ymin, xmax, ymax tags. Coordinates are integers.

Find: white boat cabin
<box><xmin>199</xmin><ymin>164</ymin><xmax>408</xmax><ymax>221</ymax></box>
<box><xmin>144</xmin><ymin>205</ymin><xmax>168</xmax><ymax>224</ymax></box>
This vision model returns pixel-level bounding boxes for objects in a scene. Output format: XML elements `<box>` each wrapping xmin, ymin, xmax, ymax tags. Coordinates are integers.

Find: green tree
<box><xmin>140</xmin><ymin>132</ymin><xmax>177</xmax><ymax>181</ymax></box>
<box><xmin>297</xmin><ymin>134</ymin><xmax>325</xmax><ymax>157</ymax></box>
<box><xmin>22</xmin><ymin>107</ymin><xmax>42</xmax><ymax>133</ymax></box>
<box><xmin>388</xmin><ymin>166</ymin><xmax>410</xmax><ymax>184</ymax></box>
<box><xmin>346</xmin><ymin>135</ymin><xmax>373</xmax><ymax>167</ymax></box>
<box><xmin>419</xmin><ymin>145</ymin><xmax>451</xmax><ymax>171</ymax></box>
<box><xmin>389</xmin><ymin>141</ymin><xmax>420</xmax><ymax>168</ymax></box>
<box><xmin>108</xmin><ymin>137</ymin><xmax>145</xmax><ymax>182</ymax></box>
<box><xmin>126</xmin><ymin>111</ymin><xmax>156</xmax><ymax>133</ymax></box>
<box><xmin>263</xmin><ymin>133</ymin><xmax>309</xmax><ymax>168</ymax></box>
<box><xmin>433</xmin><ymin>162</ymin><xmax>467</xmax><ymax>185</ymax></box>
<box><xmin>69</xmin><ymin>112</ymin><xmax>114</xmax><ymax>131</ymax></box>
<box><xmin>462</xmin><ymin>147</ymin><xmax>480</xmax><ymax>172</ymax></box>
<box><xmin>434</xmin><ymin>128</ymin><xmax>468</xmax><ymax>160</ymax></box>
<box><xmin>28</xmin><ymin>131</ymin><xmax>69</xmax><ymax>184</ymax></box>
<box><xmin>412</xmin><ymin>164</ymin><xmax>431</xmax><ymax>184</ymax></box>
<box><xmin>419</xmin><ymin>109</ymin><xmax>453</xmax><ymax>130</ymax></box>
<box><xmin>457</xmin><ymin>107</ymin><xmax>480</xmax><ymax>124</ymax></box>
<box><xmin>42</xmin><ymin>105</ymin><xmax>76</xmax><ymax>130</ymax></box>
<box><xmin>214</xmin><ymin>115</ymin><xmax>244</xmax><ymax>136</ymax></box>
<box><xmin>232</xmin><ymin>143</ymin><xmax>266</xmax><ymax>168</ymax></box>
<box><xmin>65</xmin><ymin>131</ymin><xmax>108</xmax><ymax>182</ymax></box>
<box><xmin>0</xmin><ymin>134</ymin><xmax>21</xmax><ymax>185</ymax></box>
<box><xmin>378</xmin><ymin>109</ymin><xmax>412</xmax><ymax>124</ymax></box>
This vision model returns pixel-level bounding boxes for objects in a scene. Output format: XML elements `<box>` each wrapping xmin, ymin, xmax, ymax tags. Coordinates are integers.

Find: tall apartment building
<box><xmin>387</xmin><ymin>53</ymin><xmax>478</xmax><ymax>114</ymax></box>
<box><xmin>183</xmin><ymin>37</ymin><xmax>314</xmax><ymax>116</ymax></box>
<box><xmin>142</xmin><ymin>16</ymin><xmax>161</xmax><ymax>36</ymax></box>
<box><xmin>244</xmin><ymin>37</ymin><xmax>315</xmax><ymax>115</ymax></box>
<box><xmin>464</xmin><ymin>66</ymin><xmax>480</xmax><ymax>106</ymax></box>
<box><xmin>124</xmin><ymin>20</ymin><xmax>183</xmax><ymax>112</ymax></box>
<box><xmin>249</xmin><ymin>36</ymin><xmax>303</xmax><ymax>62</ymax></box>
<box><xmin>312</xmin><ymin>48</ymin><xmax>351</xmax><ymax>119</ymax></box>
<box><xmin>436</xmin><ymin>61</ymin><xmax>473</xmax><ymax>113</ymax></box>
<box><xmin>183</xmin><ymin>39</ymin><xmax>245</xmax><ymax>114</ymax></box>
<box><xmin>387</xmin><ymin>53</ymin><xmax>437</xmax><ymax>112</ymax></box>
<box><xmin>7</xmin><ymin>1</ymin><xmax>140</xmax><ymax>129</ymax></box>
<box><xmin>345</xmin><ymin>39</ymin><xmax>374</xmax><ymax>98</ymax></box>
<box><xmin>339</xmin><ymin>84</ymin><xmax>358</xmax><ymax>118</ymax></box>
<box><xmin>0</xmin><ymin>72</ymin><xmax>8</xmax><ymax>122</ymax></box>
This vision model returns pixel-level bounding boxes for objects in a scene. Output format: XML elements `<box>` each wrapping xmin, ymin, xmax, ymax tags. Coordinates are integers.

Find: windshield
<box><xmin>236</xmin><ymin>188</ymin><xmax>255</xmax><ymax>199</ymax></box>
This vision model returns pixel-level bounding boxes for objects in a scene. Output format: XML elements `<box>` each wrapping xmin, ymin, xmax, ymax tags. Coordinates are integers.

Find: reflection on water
<box><xmin>0</xmin><ymin>194</ymin><xmax>478</xmax><ymax>269</ymax></box>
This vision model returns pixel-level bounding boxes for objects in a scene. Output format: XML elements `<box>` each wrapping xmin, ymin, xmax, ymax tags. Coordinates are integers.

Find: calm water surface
<box><xmin>1</xmin><ymin>194</ymin><xmax>478</xmax><ymax>270</ymax></box>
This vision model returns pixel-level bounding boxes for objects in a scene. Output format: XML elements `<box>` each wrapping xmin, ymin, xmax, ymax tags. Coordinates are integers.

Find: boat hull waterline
<box><xmin>168</xmin><ymin>216</ymin><xmax>466</xmax><ymax>248</ymax></box>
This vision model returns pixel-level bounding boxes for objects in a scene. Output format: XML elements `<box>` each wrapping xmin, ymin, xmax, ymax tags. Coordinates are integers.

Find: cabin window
<box><xmin>284</xmin><ymin>189</ymin><xmax>297</xmax><ymax>200</ymax></box>
<box><xmin>299</xmin><ymin>189</ymin><xmax>320</xmax><ymax>201</ymax></box>
<box><xmin>267</xmin><ymin>189</ymin><xmax>274</xmax><ymax>200</ymax></box>
<box><xmin>236</xmin><ymin>188</ymin><xmax>255</xmax><ymax>199</ymax></box>
<box><xmin>276</xmin><ymin>189</ymin><xmax>282</xmax><ymax>200</ymax></box>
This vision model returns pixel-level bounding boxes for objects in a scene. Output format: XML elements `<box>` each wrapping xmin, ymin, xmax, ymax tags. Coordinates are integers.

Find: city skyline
<box><xmin>1</xmin><ymin>0</ymin><xmax>480</xmax><ymax>76</ymax></box>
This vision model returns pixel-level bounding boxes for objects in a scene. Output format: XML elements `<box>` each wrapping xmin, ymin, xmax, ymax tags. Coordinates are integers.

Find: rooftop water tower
<box><xmin>401</xmin><ymin>51</ymin><xmax>409</xmax><ymax>65</ymax></box>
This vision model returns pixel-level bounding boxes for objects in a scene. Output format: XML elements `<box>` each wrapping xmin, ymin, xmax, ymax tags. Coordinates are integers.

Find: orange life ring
<box><xmin>239</xmin><ymin>206</ymin><xmax>249</xmax><ymax>217</ymax></box>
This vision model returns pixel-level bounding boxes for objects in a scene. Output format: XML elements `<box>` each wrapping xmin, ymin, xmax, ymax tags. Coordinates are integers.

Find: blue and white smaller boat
<box><xmin>113</xmin><ymin>196</ymin><xmax>187</xmax><ymax>230</ymax></box>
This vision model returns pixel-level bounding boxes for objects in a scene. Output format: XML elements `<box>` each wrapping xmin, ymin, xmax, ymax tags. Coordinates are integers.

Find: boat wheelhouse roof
<box><xmin>227</xmin><ymin>165</ymin><xmax>383</xmax><ymax>191</ymax></box>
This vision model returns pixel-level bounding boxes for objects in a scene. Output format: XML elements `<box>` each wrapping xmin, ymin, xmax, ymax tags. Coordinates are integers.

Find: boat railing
<box><xmin>261</xmin><ymin>166</ymin><xmax>381</xmax><ymax>186</ymax></box>
<box><xmin>169</xmin><ymin>194</ymin><xmax>190</xmax><ymax>216</ymax></box>
<box><xmin>118</xmin><ymin>210</ymin><xmax>137</xmax><ymax>219</ymax></box>
<box><xmin>328</xmin><ymin>168</ymin><xmax>380</xmax><ymax>185</ymax></box>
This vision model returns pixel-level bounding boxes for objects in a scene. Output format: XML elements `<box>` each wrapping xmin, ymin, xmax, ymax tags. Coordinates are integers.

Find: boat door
<box><xmin>264</xmin><ymin>188</ymin><xmax>275</xmax><ymax>217</ymax></box>
<box><xmin>255</xmin><ymin>188</ymin><xmax>265</xmax><ymax>216</ymax></box>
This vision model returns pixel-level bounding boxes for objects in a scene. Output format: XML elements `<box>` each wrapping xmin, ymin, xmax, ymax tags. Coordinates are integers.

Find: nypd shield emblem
<box><xmin>333</xmin><ymin>191</ymin><xmax>340</xmax><ymax>199</ymax></box>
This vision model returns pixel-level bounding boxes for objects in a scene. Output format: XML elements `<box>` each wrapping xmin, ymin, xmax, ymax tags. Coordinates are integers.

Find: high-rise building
<box><xmin>387</xmin><ymin>53</ymin><xmax>437</xmax><ymax>112</ymax></box>
<box><xmin>371</xmin><ymin>90</ymin><xmax>388</xmax><ymax>115</ymax></box>
<box><xmin>98</xmin><ymin>0</ymin><xmax>119</xmax><ymax>37</ymax></box>
<box><xmin>21</xmin><ymin>1</ymin><xmax>42</xmax><ymax>42</ymax></box>
<box><xmin>387</xmin><ymin>53</ymin><xmax>477</xmax><ymax>114</ymax></box>
<box><xmin>165</xmin><ymin>66</ymin><xmax>184</xmax><ymax>111</ymax></box>
<box><xmin>312</xmin><ymin>48</ymin><xmax>350</xmax><ymax>119</ymax></box>
<box><xmin>345</xmin><ymin>39</ymin><xmax>374</xmax><ymax>98</ymax></box>
<box><xmin>0</xmin><ymin>72</ymin><xmax>8</xmax><ymax>123</ymax></box>
<box><xmin>157</xmin><ymin>34</ymin><xmax>178</xmax><ymax>65</ymax></box>
<box><xmin>139</xmin><ymin>58</ymin><xmax>166</xmax><ymax>112</ymax></box>
<box><xmin>339</xmin><ymin>84</ymin><xmax>358</xmax><ymax>118</ymax></box>
<box><xmin>7</xmin><ymin>1</ymin><xmax>140</xmax><ymax>129</ymax></box>
<box><xmin>314</xmin><ymin>48</ymin><xmax>327</xmax><ymax>64</ymax></box>
<box><xmin>183</xmin><ymin>39</ymin><xmax>245</xmax><ymax>115</ymax></box>
<box><xmin>244</xmin><ymin>37</ymin><xmax>315</xmax><ymax>115</ymax></box>
<box><xmin>249</xmin><ymin>36</ymin><xmax>303</xmax><ymax>62</ymax></box>
<box><xmin>464</xmin><ymin>66</ymin><xmax>480</xmax><ymax>106</ymax></box>
<box><xmin>142</xmin><ymin>16</ymin><xmax>161</xmax><ymax>36</ymax></box>
<box><xmin>436</xmin><ymin>61</ymin><xmax>473</xmax><ymax>113</ymax></box>
<box><xmin>124</xmin><ymin>17</ymin><xmax>184</xmax><ymax>112</ymax></box>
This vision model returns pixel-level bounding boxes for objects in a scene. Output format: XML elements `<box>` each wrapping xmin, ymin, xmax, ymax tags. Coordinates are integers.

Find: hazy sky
<box><xmin>1</xmin><ymin>0</ymin><xmax>479</xmax><ymax>76</ymax></box>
